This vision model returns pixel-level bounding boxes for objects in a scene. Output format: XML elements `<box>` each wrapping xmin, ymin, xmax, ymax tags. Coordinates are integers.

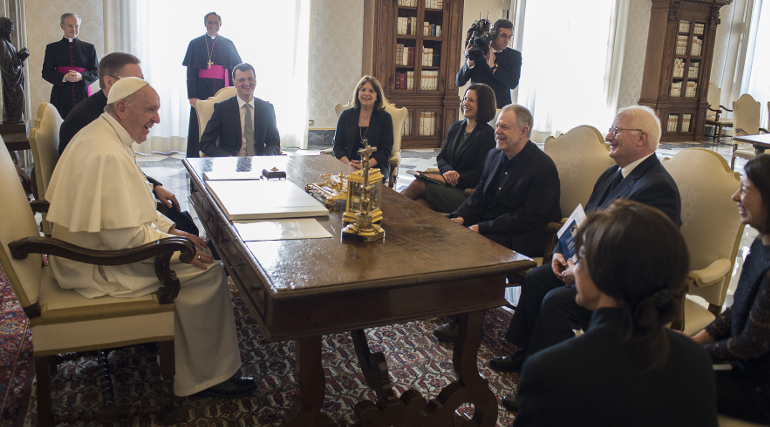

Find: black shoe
<box><xmin>433</xmin><ymin>318</ymin><xmax>459</xmax><ymax>342</ymax></box>
<box><xmin>489</xmin><ymin>349</ymin><xmax>527</xmax><ymax>373</ymax></box>
<box><xmin>502</xmin><ymin>394</ymin><xmax>519</xmax><ymax>412</ymax></box>
<box><xmin>197</xmin><ymin>375</ymin><xmax>257</xmax><ymax>398</ymax></box>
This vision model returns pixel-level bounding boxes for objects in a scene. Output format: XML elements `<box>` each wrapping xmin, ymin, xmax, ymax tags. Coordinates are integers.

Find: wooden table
<box><xmin>734</xmin><ymin>133</ymin><xmax>770</xmax><ymax>154</ymax></box>
<box><xmin>183</xmin><ymin>155</ymin><xmax>535</xmax><ymax>427</ymax></box>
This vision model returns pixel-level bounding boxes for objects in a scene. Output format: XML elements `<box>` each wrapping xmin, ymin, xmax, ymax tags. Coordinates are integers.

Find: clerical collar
<box><xmin>207</xmin><ymin>34</ymin><xmax>218</xmax><ymax>40</ymax></box>
<box><xmin>66</xmin><ymin>37</ymin><xmax>76</xmax><ymax>42</ymax></box>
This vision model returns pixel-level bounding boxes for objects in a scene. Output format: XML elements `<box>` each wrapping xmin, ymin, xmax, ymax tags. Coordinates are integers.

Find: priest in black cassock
<box><xmin>182</xmin><ymin>11</ymin><xmax>241</xmax><ymax>157</ymax></box>
<box><xmin>41</xmin><ymin>13</ymin><xmax>99</xmax><ymax>120</ymax></box>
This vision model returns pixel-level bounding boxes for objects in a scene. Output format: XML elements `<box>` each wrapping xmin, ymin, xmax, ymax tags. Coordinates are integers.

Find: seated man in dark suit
<box><xmin>434</xmin><ymin>104</ymin><xmax>562</xmax><ymax>342</ymax></box>
<box><xmin>455</xmin><ymin>18</ymin><xmax>521</xmax><ymax>109</ymax></box>
<box><xmin>199</xmin><ymin>62</ymin><xmax>280</xmax><ymax>157</ymax></box>
<box><xmin>57</xmin><ymin>52</ymin><xmax>199</xmax><ymax>237</ymax></box>
<box><xmin>490</xmin><ymin>105</ymin><xmax>682</xmax><ymax>401</ymax></box>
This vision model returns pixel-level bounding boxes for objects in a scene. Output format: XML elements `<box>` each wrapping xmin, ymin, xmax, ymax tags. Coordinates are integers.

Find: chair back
<box><xmin>0</xmin><ymin>139</ymin><xmax>43</xmax><ymax>311</ymax></box>
<box><xmin>335</xmin><ymin>100</ymin><xmax>353</xmax><ymax>118</ymax></box>
<box><xmin>28</xmin><ymin>103</ymin><xmax>63</xmax><ymax>235</ymax></box>
<box><xmin>733</xmin><ymin>93</ymin><xmax>761</xmax><ymax>136</ymax></box>
<box><xmin>382</xmin><ymin>97</ymin><xmax>408</xmax><ymax>168</ymax></box>
<box><xmin>195</xmin><ymin>87</ymin><xmax>238</xmax><ymax>147</ymax></box>
<box><xmin>544</xmin><ymin>125</ymin><xmax>614</xmax><ymax>215</ymax></box>
<box><xmin>706</xmin><ymin>84</ymin><xmax>721</xmax><ymax>119</ymax></box>
<box><xmin>662</xmin><ymin>148</ymin><xmax>744</xmax><ymax>307</ymax></box>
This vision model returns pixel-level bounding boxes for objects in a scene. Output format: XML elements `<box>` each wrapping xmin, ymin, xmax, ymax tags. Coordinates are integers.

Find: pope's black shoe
<box><xmin>489</xmin><ymin>349</ymin><xmax>527</xmax><ymax>373</ymax></box>
<box><xmin>433</xmin><ymin>318</ymin><xmax>459</xmax><ymax>342</ymax></box>
<box><xmin>502</xmin><ymin>394</ymin><xmax>519</xmax><ymax>412</ymax></box>
<box><xmin>197</xmin><ymin>375</ymin><xmax>257</xmax><ymax>398</ymax></box>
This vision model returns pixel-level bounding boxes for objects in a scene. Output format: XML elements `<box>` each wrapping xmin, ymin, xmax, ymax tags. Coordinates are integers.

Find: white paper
<box><xmin>204</xmin><ymin>171</ymin><xmax>265</xmax><ymax>181</ymax></box>
<box><xmin>207</xmin><ymin>180</ymin><xmax>329</xmax><ymax>220</ymax></box>
<box><xmin>234</xmin><ymin>219</ymin><xmax>332</xmax><ymax>241</ymax></box>
<box><xmin>557</xmin><ymin>203</ymin><xmax>586</xmax><ymax>238</ymax></box>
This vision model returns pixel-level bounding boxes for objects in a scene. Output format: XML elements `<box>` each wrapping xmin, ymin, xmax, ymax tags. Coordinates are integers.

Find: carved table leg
<box><xmin>282</xmin><ymin>336</ymin><xmax>340</xmax><ymax>427</ymax></box>
<box><xmin>350</xmin><ymin>310</ymin><xmax>497</xmax><ymax>427</ymax></box>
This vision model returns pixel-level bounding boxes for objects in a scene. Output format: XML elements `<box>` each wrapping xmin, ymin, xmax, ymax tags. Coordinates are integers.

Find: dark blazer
<box><xmin>586</xmin><ymin>154</ymin><xmax>681</xmax><ymax>226</ymax></box>
<box><xmin>332</xmin><ymin>107</ymin><xmax>394</xmax><ymax>179</ymax></box>
<box><xmin>199</xmin><ymin>95</ymin><xmax>281</xmax><ymax>157</ymax></box>
<box><xmin>42</xmin><ymin>38</ymin><xmax>99</xmax><ymax>119</ymax></box>
<box><xmin>436</xmin><ymin>120</ymin><xmax>495</xmax><ymax>190</ymax></box>
<box><xmin>455</xmin><ymin>47</ymin><xmax>521</xmax><ymax>108</ymax></box>
<box><xmin>514</xmin><ymin>308</ymin><xmax>718</xmax><ymax>427</ymax></box>
<box><xmin>452</xmin><ymin>141</ymin><xmax>561</xmax><ymax>252</ymax></box>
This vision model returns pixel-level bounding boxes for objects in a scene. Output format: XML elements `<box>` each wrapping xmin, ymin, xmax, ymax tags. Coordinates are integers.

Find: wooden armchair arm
<box><xmin>9</xmin><ymin>236</ymin><xmax>195</xmax><ymax>304</ymax></box>
<box><xmin>542</xmin><ymin>219</ymin><xmax>567</xmax><ymax>265</ymax></box>
<box><xmin>761</xmin><ymin>128</ymin><xmax>769</xmax><ymax>134</ymax></box>
<box><xmin>30</xmin><ymin>200</ymin><xmax>49</xmax><ymax>214</ymax></box>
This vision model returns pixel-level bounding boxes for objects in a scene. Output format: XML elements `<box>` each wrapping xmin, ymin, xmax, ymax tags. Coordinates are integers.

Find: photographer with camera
<box><xmin>455</xmin><ymin>18</ymin><xmax>521</xmax><ymax>109</ymax></box>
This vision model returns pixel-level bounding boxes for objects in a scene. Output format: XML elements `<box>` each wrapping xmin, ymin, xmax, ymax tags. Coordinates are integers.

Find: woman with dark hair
<box><xmin>401</xmin><ymin>83</ymin><xmax>496</xmax><ymax>212</ymax></box>
<box><xmin>332</xmin><ymin>76</ymin><xmax>393</xmax><ymax>179</ymax></box>
<box><xmin>512</xmin><ymin>199</ymin><xmax>717</xmax><ymax>427</ymax></box>
<box><xmin>687</xmin><ymin>154</ymin><xmax>770</xmax><ymax>424</ymax></box>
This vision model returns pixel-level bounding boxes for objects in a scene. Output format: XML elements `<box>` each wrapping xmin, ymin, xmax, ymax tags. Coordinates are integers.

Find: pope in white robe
<box><xmin>45</xmin><ymin>77</ymin><xmax>252</xmax><ymax>397</ymax></box>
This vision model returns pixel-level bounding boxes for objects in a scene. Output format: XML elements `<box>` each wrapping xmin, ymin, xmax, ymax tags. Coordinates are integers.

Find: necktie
<box><xmin>243</xmin><ymin>103</ymin><xmax>255</xmax><ymax>156</ymax></box>
<box><xmin>599</xmin><ymin>170</ymin><xmax>624</xmax><ymax>206</ymax></box>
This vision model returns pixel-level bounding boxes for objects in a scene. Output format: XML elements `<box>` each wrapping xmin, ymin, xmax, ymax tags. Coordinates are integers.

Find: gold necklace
<box><xmin>205</xmin><ymin>36</ymin><xmax>216</xmax><ymax>69</ymax></box>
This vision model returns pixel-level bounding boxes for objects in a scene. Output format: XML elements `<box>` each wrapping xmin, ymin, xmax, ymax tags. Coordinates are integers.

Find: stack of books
<box><xmin>419</xmin><ymin>70</ymin><xmax>439</xmax><ymax>90</ymax></box>
<box><xmin>395</xmin><ymin>44</ymin><xmax>415</xmax><ymax>66</ymax></box>
<box><xmin>397</xmin><ymin>17</ymin><xmax>418</xmax><ymax>35</ymax></box>
<box><xmin>418</xmin><ymin>112</ymin><xmax>437</xmax><ymax>136</ymax></box>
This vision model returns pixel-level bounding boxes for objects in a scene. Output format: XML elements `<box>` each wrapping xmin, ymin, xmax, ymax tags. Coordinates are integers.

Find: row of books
<box><xmin>402</xmin><ymin>111</ymin><xmax>413</xmax><ymax>136</ymax></box>
<box><xmin>672</xmin><ymin>58</ymin><xmax>700</xmax><ymax>79</ymax></box>
<box><xmin>675</xmin><ymin>35</ymin><xmax>689</xmax><ymax>55</ymax></box>
<box><xmin>670</xmin><ymin>80</ymin><xmax>697</xmax><ymax>98</ymax></box>
<box><xmin>691</xmin><ymin>37</ymin><xmax>703</xmax><ymax>56</ymax></box>
<box><xmin>397</xmin><ymin>17</ymin><xmax>418</xmax><ymax>35</ymax></box>
<box><xmin>422</xmin><ymin>47</ymin><xmax>440</xmax><ymax>66</ymax></box>
<box><xmin>420</xmin><ymin>70</ymin><xmax>439</xmax><ymax>90</ymax></box>
<box><xmin>396</xmin><ymin>44</ymin><xmax>415</xmax><ymax>66</ymax></box>
<box><xmin>678</xmin><ymin>21</ymin><xmax>705</xmax><ymax>35</ymax></box>
<box><xmin>423</xmin><ymin>23</ymin><xmax>442</xmax><ymax>37</ymax></box>
<box><xmin>666</xmin><ymin>114</ymin><xmax>692</xmax><ymax>133</ymax></box>
<box><xmin>395</xmin><ymin>71</ymin><xmax>415</xmax><ymax>90</ymax></box>
<box><xmin>397</xmin><ymin>0</ymin><xmax>444</xmax><ymax>9</ymax></box>
<box><xmin>681</xmin><ymin>114</ymin><xmax>692</xmax><ymax>132</ymax></box>
<box><xmin>418</xmin><ymin>112</ymin><xmax>438</xmax><ymax>136</ymax></box>
<box><xmin>688</xmin><ymin>61</ymin><xmax>700</xmax><ymax>79</ymax></box>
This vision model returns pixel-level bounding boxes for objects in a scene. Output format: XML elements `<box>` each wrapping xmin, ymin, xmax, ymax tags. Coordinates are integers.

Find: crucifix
<box><xmin>207</xmin><ymin>60</ymin><xmax>213</xmax><ymax>69</ymax></box>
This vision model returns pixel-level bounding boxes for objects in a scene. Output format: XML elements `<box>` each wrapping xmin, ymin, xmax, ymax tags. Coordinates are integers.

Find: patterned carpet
<box><xmin>0</xmin><ymin>266</ymin><xmax>523</xmax><ymax>426</ymax></box>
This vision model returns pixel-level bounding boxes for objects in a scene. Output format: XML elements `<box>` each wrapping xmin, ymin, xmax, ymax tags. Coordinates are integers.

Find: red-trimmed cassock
<box><xmin>42</xmin><ymin>37</ymin><xmax>98</xmax><ymax>119</ymax></box>
<box><xmin>182</xmin><ymin>34</ymin><xmax>241</xmax><ymax>157</ymax></box>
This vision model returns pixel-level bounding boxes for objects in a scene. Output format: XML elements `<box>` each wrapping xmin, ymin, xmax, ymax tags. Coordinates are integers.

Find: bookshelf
<box><xmin>368</xmin><ymin>0</ymin><xmax>465</xmax><ymax>148</ymax></box>
<box><xmin>638</xmin><ymin>0</ymin><xmax>731</xmax><ymax>142</ymax></box>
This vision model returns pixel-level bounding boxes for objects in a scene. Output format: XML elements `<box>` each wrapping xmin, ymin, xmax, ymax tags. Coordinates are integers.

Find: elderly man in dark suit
<box><xmin>455</xmin><ymin>18</ymin><xmax>521</xmax><ymax>109</ymax></box>
<box><xmin>490</xmin><ymin>106</ymin><xmax>682</xmax><ymax>403</ymax></box>
<box><xmin>199</xmin><ymin>62</ymin><xmax>280</xmax><ymax>157</ymax></box>
<box><xmin>434</xmin><ymin>104</ymin><xmax>561</xmax><ymax>342</ymax></box>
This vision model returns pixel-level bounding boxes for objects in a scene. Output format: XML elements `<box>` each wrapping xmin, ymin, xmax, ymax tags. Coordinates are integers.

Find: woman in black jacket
<box><xmin>688</xmin><ymin>154</ymin><xmax>770</xmax><ymax>424</ymax></box>
<box><xmin>332</xmin><ymin>75</ymin><xmax>393</xmax><ymax>180</ymax></box>
<box><xmin>400</xmin><ymin>83</ymin><xmax>496</xmax><ymax>212</ymax></box>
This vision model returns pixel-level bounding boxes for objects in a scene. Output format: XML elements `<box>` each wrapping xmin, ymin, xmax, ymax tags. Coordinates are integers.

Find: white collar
<box><xmin>66</xmin><ymin>37</ymin><xmax>75</xmax><ymax>42</ymax></box>
<box><xmin>237</xmin><ymin>95</ymin><xmax>254</xmax><ymax>109</ymax></box>
<box><xmin>207</xmin><ymin>34</ymin><xmax>218</xmax><ymax>39</ymax></box>
<box><xmin>620</xmin><ymin>153</ymin><xmax>654</xmax><ymax>178</ymax></box>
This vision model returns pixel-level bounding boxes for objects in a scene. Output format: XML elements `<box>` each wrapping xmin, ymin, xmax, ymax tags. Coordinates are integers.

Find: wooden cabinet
<box><xmin>639</xmin><ymin>0</ymin><xmax>731</xmax><ymax>142</ymax></box>
<box><xmin>369</xmin><ymin>0</ymin><xmax>465</xmax><ymax>148</ymax></box>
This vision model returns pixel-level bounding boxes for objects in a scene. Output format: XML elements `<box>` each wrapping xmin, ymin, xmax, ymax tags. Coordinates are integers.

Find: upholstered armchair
<box><xmin>731</xmin><ymin>93</ymin><xmax>769</xmax><ymax>169</ymax></box>
<box><xmin>194</xmin><ymin>86</ymin><xmax>237</xmax><ymax>156</ymax></box>
<box><xmin>662</xmin><ymin>148</ymin><xmax>744</xmax><ymax>334</ymax></box>
<box><xmin>0</xmin><ymin>140</ymin><xmax>192</xmax><ymax>426</ymax></box>
<box><xmin>704</xmin><ymin>83</ymin><xmax>733</xmax><ymax>139</ymax></box>
<box><xmin>27</xmin><ymin>103</ymin><xmax>63</xmax><ymax>236</ymax></box>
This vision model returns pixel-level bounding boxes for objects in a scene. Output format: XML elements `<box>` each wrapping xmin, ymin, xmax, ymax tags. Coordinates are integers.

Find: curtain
<box><xmin>512</xmin><ymin>0</ymin><xmax>627</xmax><ymax>142</ymax></box>
<box><xmin>741</xmin><ymin>0</ymin><xmax>769</xmax><ymax>128</ymax></box>
<box><xmin>103</xmin><ymin>0</ymin><xmax>311</xmax><ymax>154</ymax></box>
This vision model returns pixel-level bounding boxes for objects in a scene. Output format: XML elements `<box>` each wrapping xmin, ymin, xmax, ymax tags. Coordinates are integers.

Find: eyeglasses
<box><xmin>608</xmin><ymin>127</ymin><xmax>643</xmax><ymax>137</ymax></box>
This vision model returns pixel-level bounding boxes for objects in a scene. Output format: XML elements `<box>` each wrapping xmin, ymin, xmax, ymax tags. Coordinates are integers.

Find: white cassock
<box><xmin>46</xmin><ymin>113</ymin><xmax>241</xmax><ymax>396</ymax></box>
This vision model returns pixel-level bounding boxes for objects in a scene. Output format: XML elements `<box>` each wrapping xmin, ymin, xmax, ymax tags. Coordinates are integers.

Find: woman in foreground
<box><xmin>512</xmin><ymin>200</ymin><xmax>717</xmax><ymax>427</ymax></box>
